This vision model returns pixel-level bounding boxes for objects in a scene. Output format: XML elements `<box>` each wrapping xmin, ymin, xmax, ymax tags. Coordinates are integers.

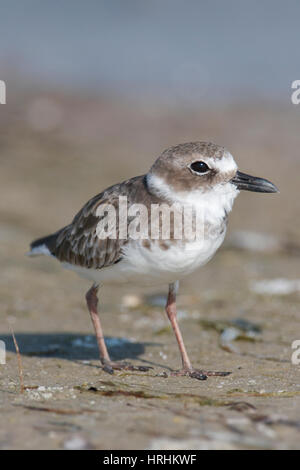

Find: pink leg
<box><xmin>86</xmin><ymin>284</ymin><xmax>110</xmax><ymax>364</ymax></box>
<box><xmin>165</xmin><ymin>282</ymin><xmax>230</xmax><ymax>380</ymax></box>
<box><xmin>166</xmin><ymin>282</ymin><xmax>192</xmax><ymax>370</ymax></box>
<box><xmin>85</xmin><ymin>284</ymin><xmax>152</xmax><ymax>374</ymax></box>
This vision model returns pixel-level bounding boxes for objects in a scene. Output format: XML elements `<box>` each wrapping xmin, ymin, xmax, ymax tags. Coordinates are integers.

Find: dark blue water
<box><xmin>0</xmin><ymin>0</ymin><xmax>299</xmax><ymax>102</ymax></box>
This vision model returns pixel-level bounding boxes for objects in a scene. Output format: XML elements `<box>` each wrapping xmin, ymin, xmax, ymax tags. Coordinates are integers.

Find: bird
<box><xmin>28</xmin><ymin>141</ymin><xmax>278</xmax><ymax>380</ymax></box>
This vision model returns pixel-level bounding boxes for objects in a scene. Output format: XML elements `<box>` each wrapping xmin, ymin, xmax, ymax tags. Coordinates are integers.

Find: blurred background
<box><xmin>0</xmin><ymin>0</ymin><xmax>299</xmax><ymax>243</ymax></box>
<box><xmin>0</xmin><ymin>0</ymin><xmax>300</xmax><ymax>450</ymax></box>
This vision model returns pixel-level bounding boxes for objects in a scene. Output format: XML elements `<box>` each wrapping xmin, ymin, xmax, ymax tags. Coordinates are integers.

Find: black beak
<box><xmin>231</xmin><ymin>171</ymin><xmax>279</xmax><ymax>193</ymax></box>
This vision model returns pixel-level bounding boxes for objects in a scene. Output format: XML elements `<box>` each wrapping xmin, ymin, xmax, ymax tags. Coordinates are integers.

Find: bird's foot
<box><xmin>101</xmin><ymin>360</ymin><xmax>153</xmax><ymax>375</ymax></box>
<box><xmin>170</xmin><ymin>368</ymin><xmax>231</xmax><ymax>381</ymax></box>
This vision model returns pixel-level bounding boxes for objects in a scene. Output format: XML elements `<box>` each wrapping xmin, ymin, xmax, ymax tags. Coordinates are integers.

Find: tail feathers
<box><xmin>28</xmin><ymin>231</ymin><xmax>60</xmax><ymax>257</ymax></box>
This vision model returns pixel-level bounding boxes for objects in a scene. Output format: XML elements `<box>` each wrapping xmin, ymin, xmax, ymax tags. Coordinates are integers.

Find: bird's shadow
<box><xmin>0</xmin><ymin>333</ymin><xmax>161</xmax><ymax>365</ymax></box>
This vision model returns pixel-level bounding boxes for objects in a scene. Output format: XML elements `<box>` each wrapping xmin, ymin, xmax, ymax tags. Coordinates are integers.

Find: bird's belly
<box><xmin>117</xmin><ymin>232</ymin><xmax>225</xmax><ymax>285</ymax></box>
<box><xmin>63</xmin><ymin>232</ymin><xmax>226</xmax><ymax>287</ymax></box>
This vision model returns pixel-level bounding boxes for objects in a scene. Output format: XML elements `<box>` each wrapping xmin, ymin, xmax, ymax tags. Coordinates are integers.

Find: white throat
<box><xmin>147</xmin><ymin>172</ymin><xmax>239</xmax><ymax>225</ymax></box>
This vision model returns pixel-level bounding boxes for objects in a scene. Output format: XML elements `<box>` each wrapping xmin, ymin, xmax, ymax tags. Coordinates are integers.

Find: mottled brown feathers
<box><xmin>37</xmin><ymin>175</ymin><xmax>165</xmax><ymax>269</ymax></box>
<box><xmin>52</xmin><ymin>176</ymin><xmax>144</xmax><ymax>268</ymax></box>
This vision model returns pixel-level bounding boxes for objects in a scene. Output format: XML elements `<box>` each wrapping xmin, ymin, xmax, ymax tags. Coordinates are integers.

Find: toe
<box><xmin>189</xmin><ymin>370</ymin><xmax>207</xmax><ymax>380</ymax></box>
<box><xmin>102</xmin><ymin>364</ymin><xmax>114</xmax><ymax>374</ymax></box>
<box><xmin>101</xmin><ymin>361</ymin><xmax>152</xmax><ymax>373</ymax></box>
<box><xmin>204</xmin><ymin>370</ymin><xmax>231</xmax><ymax>377</ymax></box>
<box><xmin>170</xmin><ymin>367</ymin><xmax>231</xmax><ymax>380</ymax></box>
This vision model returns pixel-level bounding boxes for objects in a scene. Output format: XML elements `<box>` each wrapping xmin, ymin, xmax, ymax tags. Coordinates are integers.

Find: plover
<box><xmin>29</xmin><ymin>142</ymin><xmax>278</xmax><ymax>380</ymax></box>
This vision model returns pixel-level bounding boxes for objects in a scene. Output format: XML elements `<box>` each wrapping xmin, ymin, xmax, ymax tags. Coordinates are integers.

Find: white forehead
<box><xmin>205</xmin><ymin>151</ymin><xmax>237</xmax><ymax>173</ymax></box>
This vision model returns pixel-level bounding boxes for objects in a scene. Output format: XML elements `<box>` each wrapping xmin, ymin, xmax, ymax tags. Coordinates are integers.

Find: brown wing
<box><xmin>30</xmin><ymin>174</ymin><xmax>154</xmax><ymax>269</ymax></box>
<box><xmin>53</xmin><ymin>188</ymin><xmax>126</xmax><ymax>269</ymax></box>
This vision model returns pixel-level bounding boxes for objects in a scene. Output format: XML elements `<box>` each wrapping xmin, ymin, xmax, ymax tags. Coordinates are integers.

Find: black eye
<box><xmin>190</xmin><ymin>161</ymin><xmax>210</xmax><ymax>174</ymax></box>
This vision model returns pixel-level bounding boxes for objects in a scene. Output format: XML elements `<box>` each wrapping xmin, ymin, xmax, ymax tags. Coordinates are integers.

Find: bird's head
<box><xmin>147</xmin><ymin>141</ymin><xmax>278</xmax><ymax>204</ymax></box>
